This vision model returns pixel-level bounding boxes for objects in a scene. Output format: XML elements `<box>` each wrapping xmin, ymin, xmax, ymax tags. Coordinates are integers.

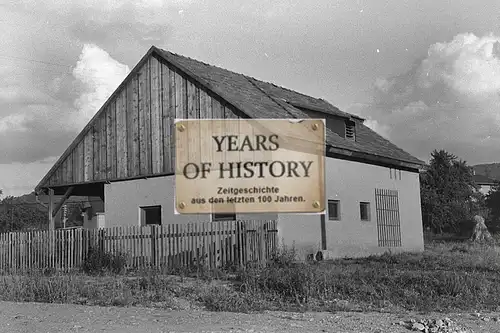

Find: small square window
<box><xmin>360</xmin><ymin>202</ymin><xmax>371</xmax><ymax>221</ymax></box>
<box><xmin>328</xmin><ymin>200</ymin><xmax>340</xmax><ymax>220</ymax></box>
<box><xmin>140</xmin><ymin>205</ymin><xmax>162</xmax><ymax>226</ymax></box>
<box><xmin>212</xmin><ymin>213</ymin><xmax>236</xmax><ymax>221</ymax></box>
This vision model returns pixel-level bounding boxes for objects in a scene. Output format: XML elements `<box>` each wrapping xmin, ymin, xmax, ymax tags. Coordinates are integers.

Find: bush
<box><xmin>82</xmin><ymin>246</ymin><xmax>128</xmax><ymax>275</ymax></box>
<box><xmin>268</xmin><ymin>244</ymin><xmax>297</xmax><ymax>267</ymax></box>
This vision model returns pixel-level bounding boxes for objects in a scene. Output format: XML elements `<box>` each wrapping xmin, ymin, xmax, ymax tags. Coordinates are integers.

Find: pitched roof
<box><xmin>473</xmin><ymin>174</ymin><xmax>497</xmax><ymax>185</ymax></box>
<box><xmin>156</xmin><ymin>47</ymin><xmax>425</xmax><ymax>168</ymax></box>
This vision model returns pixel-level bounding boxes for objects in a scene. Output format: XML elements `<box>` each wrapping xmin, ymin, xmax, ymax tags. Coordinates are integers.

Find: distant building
<box><xmin>473</xmin><ymin>171</ymin><xmax>497</xmax><ymax>196</ymax></box>
<box><xmin>0</xmin><ymin>192</ymin><xmax>103</xmax><ymax>229</ymax></box>
<box><xmin>35</xmin><ymin>46</ymin><xmax>426</xmax><ymax>260</ymax></box>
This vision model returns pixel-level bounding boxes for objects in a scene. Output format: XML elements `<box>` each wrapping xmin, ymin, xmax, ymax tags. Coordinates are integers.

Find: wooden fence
<box><xmin>0</xmin><ymin>220</ymin><xmax>278</xmax><ymax>274</ymax></box>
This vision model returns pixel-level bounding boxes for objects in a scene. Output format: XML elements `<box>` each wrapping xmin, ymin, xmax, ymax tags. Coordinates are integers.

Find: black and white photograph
<box><xmin>1</xmin><ymin>0</ymin><xmax>500</xmax><ymax>332</ymax></box>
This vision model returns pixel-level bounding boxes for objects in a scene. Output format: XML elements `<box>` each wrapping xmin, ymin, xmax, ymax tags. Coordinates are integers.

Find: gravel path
<box><xmin>0</xmin><ymin>301</ymin><xmax>498</xmax><ymax>333</ymax></box>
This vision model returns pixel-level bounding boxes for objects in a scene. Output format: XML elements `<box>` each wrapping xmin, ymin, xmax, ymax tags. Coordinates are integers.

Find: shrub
<box><xmin>268</xmin><ymin>244</ymin><xmax>297</xmax><ymax>267</ymax></box>
<box><xmin>82</xmin><ymin>246</ymin><xmax>128</xmax><ymax>275</ymax></box>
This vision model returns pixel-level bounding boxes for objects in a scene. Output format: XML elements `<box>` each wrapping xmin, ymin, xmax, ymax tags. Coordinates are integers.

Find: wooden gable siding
<box><xmin>43</xmin><ymin>54</ymin><xmax>241</xmax><ymax>188</ymax></box>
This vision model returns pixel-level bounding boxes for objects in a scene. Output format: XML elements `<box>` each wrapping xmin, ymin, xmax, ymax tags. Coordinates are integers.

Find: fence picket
<box><xmin>0</xmin><ymin>220</ymin><xmax>278</xmax><ymax>274</ymax></box>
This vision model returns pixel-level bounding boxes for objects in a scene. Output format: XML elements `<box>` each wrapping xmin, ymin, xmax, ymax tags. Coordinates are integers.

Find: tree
<box><xmin>420</xmin><ymin>149</ymin><xmax>479</xmax><ymax>234</ymax></box>
<box><xmin>0</xmin><ymin>196</ymin><xmax>47</xmax><ymax>232</ymax></box>
<box><xmin>485</xmin><ymin>181</ymin><xmax>500</xmax><ymax>232</ymax></box>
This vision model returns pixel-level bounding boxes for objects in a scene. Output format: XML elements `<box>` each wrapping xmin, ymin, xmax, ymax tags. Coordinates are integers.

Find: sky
<box><xmin>1</xmin><ymin>0</ymin><xmax>500</xmax><ymax>197</ymax></box>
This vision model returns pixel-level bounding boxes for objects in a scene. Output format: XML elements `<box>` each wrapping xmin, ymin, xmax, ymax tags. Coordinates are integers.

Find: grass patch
<box><xmin>0</xmin><ymin>271</ymin><xmax>218</xmax><ymax>310</ymax></box>
<box><xmin>0</xmin><ymin>239</ymin><xmax>499</xmax><ymax>313</ymax></box>
<box><xmin>230</xmin><ymin>240</ymin><xmax>500</xmax><ymax>313</ymax></box>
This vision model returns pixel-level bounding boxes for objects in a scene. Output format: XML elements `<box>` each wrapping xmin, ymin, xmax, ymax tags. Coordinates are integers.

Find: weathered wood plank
<box><xmin>199</xmin><ymin>90</ymin><xmax>212</xmax><ymax>177</ymax></box>
<box><xmin>67</xmin><ymin>150</ymin><xmax>73</xmax><ymax>184</ymax></box>
<box><xmin>224</xmin><ymin>105</ymin><xmax>241</xmax><ymax>165</ymax></box>
<box><xmin>54</xmin><ymin>164</ymin><xmax>60</xmax><ymax>185</ymax></box>
<box><xmin>61</xmin><ymin>157</ymin><xmax>67</xmax><ymax>184</ymax></box>
<box><xmin>138</xmin><ymin>63</ymin><xmax>151</xmax><ymax>175</ymax></box>
<box><xmin>116</xmin><ymin>88</ymin><xmax>128</xmax><ymax>178</ymax></box>
<box><xmin>169</xmin><ymin>68</ymin><xmax>176</xmax><ymax>173</ymax></box>
<box><xmin>61</xmin><ymin>156</ymin><xmax>66</xmax><ymax>184</ymax></box>
<box><xmin>224</xmin><ymin>105</ymin><xmax>239</xmax><ymax>119</ymax></box>
<box><xmin>107</xmin><ymin>100</ymin><xmax>117</xmax><ymax>179</ymax></box>
<box><xmin>72</xmin><ymin>149</ymin><xmax>77</xmax><ymax>183</ymax></box>
<box><xmin>187</xmin><ymin>81</ymin><xmax>197</xmax><ymax>119</ymax></box>
<box><xmin>83</xmin><ymin>131</ymin><xmax>93</xmax><ymax>182</ymax></box>
<box><xmin>127</xmin><ymin>76</ymin><xmax>140</xmax><ymax>177</ymax></box>
<box><xmin>161</xmin><ymin>62</ymin><xmax>172</xmax><ymax>174</ymax></box>
<box><xmin>77</xmin><ymin>140</ymin><xmax>85</xmax><ymax>183</ymax></box>
<box><xmin>72</xmin><ymin>144</ymin><xmax>78</xmax><ymax>184</ymax></box>
<box><xmin>199</xmin><ymin>89</ymin><xmax>212</xmax><ymax>119</ymax></box>
<box><xmin>212</xmin><ymin>98</ymin><xmax>225</xmax><ymax>166</ymax></box>
<box><xmin>93</xmin><ymin>120</ymin><xmax>101</xmax><ymax>181</ymax></box>
<box><xmin>212</xmin><ymin>98</ymin><xmax>224</xmax><ymax>118</ymax></box>
<box><xmin>175</xmin><ymin>71</ymin><xmax>187</xmax><ymax>119</ymax></box>
<box><xmin>59</xmin><ymin>161</ymin><xmax>64</xmax><ymax>185</ymax></box>
<box><xmin>53</xmin><ymin>163</ymin><xmax>59</xmax><ymax>185</ymax></box>
<box><xmin>100</xmin><ymin>113</ymin><xmax>107</xmax><ymax>180</ymax></box>
<box><xmin>174</xmin><ymin>71</ymin><xmax>187</xmax><ymax>176</ymax></box>
<box><xmin>186</xmin><ymin>81</ymin><xmax>199</xmax><ymax>174</ymax></box>
<box><xmin>150</xmin><ymin>56</ymin><xmax>163</xmax><ymax>174</ymax></box>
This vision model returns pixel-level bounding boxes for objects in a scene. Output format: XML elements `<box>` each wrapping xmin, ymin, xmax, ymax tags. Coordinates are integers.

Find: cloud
<box><xmin>0</xmin><ymin>158</ymin><xmax>58</xmax><ymax>197</ymax></box>
<box><xmin>374</xmin><ymin>77</ymin><xmax>395</xmax><ymax>94</ymax></box>
<box><xmin>418</xmin><ymin>33</ymin><xmax>500</xmax><ymax>97</ymax></box>
<box><xmin>363</xmin><ymin>118</ymin><xmax>391</xmax><ymax>139</ymax></box>
<box><xmin>349</xmin><ymin>32</ymin><xmax>500</xmax><ymax>164</ymax></box>
<box><xmin>0</xmin><ymin>0</ymin><xmax>176</xmax><ymax>166</ymax></box>
<box><xmin>72</xmin><ymin>44</ymin><xmax>130</xmax><ymax>129</ymax></box>
<box><xmin>16</xmin><ymin>0</ymin><xmax>177</xmax><ymax>65</ymax></box>
<box><xmin>0</xmin><ymin>114</ymin><xmax>31</xmax><ymax>133</ymax></box>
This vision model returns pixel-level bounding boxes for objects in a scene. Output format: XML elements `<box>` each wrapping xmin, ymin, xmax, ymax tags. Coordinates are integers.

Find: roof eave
<box><xmin>327</xmin><ymin>145</ymin><xmax>424</xmax><ymax>171</ymax></box>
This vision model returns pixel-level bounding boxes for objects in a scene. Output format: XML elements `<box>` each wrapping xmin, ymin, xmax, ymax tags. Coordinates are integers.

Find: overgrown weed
<box><xmin>0</xmin><ymin>240</ymin><xmax>499</xmax><ymax>313</ymax></box>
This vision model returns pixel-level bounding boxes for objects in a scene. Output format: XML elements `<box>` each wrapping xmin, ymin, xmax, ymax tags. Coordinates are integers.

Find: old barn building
<box><xmin>35</xmin><ymin>46</ymin><xmax>425</xmax><ymax>259</ymax></box>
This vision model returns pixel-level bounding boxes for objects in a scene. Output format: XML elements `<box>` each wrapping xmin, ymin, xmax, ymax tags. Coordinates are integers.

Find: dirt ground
<box><xmin>1</xmin><ymin>301</ymin><xmax>499</xmax><ymax>333</ymax></box>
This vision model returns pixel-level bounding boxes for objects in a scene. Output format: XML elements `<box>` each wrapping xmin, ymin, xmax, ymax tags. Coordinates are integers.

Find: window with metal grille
<box><xmin>360</xmin><ymin>202</ymin><xmax>371</xmax><ymax>221</ymax></box>
<box><xmin>345</xmin><ymin>120</ymin><xmax>355</xmax><ymax>140</ymax></box>
<box><xmin>374</xmin><ymin>189</ymin><xmax>402</xmax><ymax>247</ymax></box>
<box><xmin>328</xmin><ymin>200</ymin><xmax>340</xmax><ymax>220</ymax></box>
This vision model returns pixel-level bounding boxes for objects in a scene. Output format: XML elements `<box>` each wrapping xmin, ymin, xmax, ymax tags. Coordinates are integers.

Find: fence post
<box><xmin>259</xmin><ymin>222</ymin><xmax>265</xmax><ymax>267</ymax></box>
<box><xmin>99</xmin><ymin>229</ymin><xmax>105</xmax><ymax>253</ymax></box>
<box><xmin>151</xmin><ymin>225</ymin><xmax>156</xmax><ymax>268</ymax></box>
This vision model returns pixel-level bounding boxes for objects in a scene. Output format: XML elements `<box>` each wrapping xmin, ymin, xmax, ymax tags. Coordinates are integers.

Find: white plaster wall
<box><xmin>278</xmin><ymin>157</ymin><xmax>424</xmax><ymax>259</ymax></box>
<box><xmin>104</xmin><ymin>176</ymin><xmax>277</xmax><ymax>227</ymax></box>
<box><xmin>104</xmin><ymin>157</ymin><xmax>424</xmax><ymax>260</ymax></box>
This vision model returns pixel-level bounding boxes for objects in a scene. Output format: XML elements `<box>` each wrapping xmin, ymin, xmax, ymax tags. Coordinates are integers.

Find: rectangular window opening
<box><xmin>360</xmin><ymin>202</ymin><xmax>371</xmax><ymax>221</ymax></box>
<box><xmin>212</xmin><ymin>213</ymin><xmax>236</xmax><ymax>221</ymax></box>
<box><xmin>140</xmin><ymin>205</ymin><xmax>162</xmax><ymax>226</ymax></box>
<box><xmin>328</xmin><ymin>200</ymin><xmax>341</xmax><ymax>220</ymax></box>
<box><xmin>211</xmin><ymin>202</ymin><xmax>236</xmax><ymax>221</ymax></box>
